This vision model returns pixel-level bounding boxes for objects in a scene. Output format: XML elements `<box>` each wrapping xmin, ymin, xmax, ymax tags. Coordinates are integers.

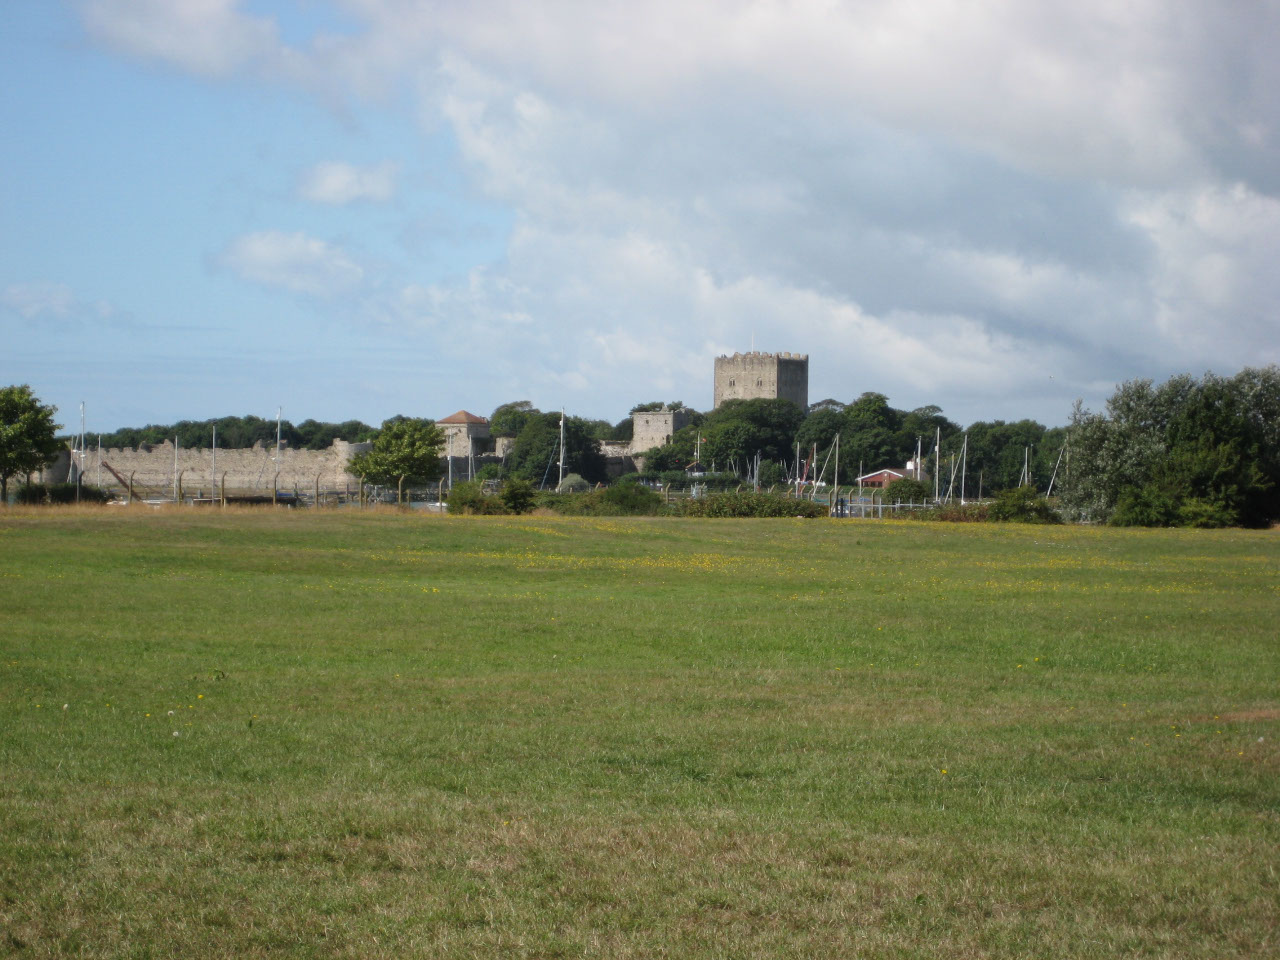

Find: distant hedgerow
<box><xmin>678</xmin><ymin>491</ymin><xmax>826</xmax><ymax>518</ymax></box>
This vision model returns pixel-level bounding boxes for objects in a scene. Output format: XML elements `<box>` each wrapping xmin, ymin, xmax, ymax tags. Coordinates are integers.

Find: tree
<box><xmin>1060</xmin><ymin>368</ymin><xmax>1280</xmax><ymax>526</ymax></box>
<box><xmin>1</xmin><ymin>385</ymin><xmax>63</xmax><ymax>503</ymax></box>
<box><xmin>499</xmin><ymin>477</ymin><xmax>537</xmax><ymax>514</ymax></box>
<box><xmin>795</xmin><ymin>408</ymin><xmax>844</xmax><ymax>452</ymax></box>
<box><xmin>489</xmin><ymin>401</ymin><xmax>539</xmax><ymax>438</ymax></box>
<box><xmin>348</xmin><ymin>417</ymin><xmax>444</xmax><ymax>501</ymax></box>
<box><xmin>699</xmin><ymin>398</ymin><xmax>805</xmax><ymax>468</ymax></box>
<box><xmin>883</xmin><ymin>477</ymin><xmax>930</xmax><ymax>503</ymax></box>
<box><xmin>508</xmin><ymin>413</ymin><xmax>607</xmax><ymax>486</ymax></box>
<box><xmin>838</xmin><ymin>392</ymin><xmax>904</xmax><ymax>477</ymax></box>
<box><xmin>629</xmin><ymin>400</ymin><xmax>684</xmax><ymax>414</ymax></box>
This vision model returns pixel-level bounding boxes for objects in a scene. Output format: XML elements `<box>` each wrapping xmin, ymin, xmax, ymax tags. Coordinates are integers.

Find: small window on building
<box><xmin>757</xmin><ymin>378</ymin><xmax>763</xmax><ymax>387</ymax></box>
<box><xmin>729</xmin><ymin>378</ymin><xmax>736</xmax><ymax>388</ymax></box>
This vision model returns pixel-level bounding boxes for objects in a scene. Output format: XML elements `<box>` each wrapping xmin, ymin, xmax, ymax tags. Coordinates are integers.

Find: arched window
<box><xmin>729</xmin><ymin>378</ymin><xmax>736</xmax><ymax>388</ymax></box>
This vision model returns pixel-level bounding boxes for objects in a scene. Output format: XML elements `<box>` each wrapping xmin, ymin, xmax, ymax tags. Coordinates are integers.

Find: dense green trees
<box><xmin>1</xmin><ymin>385</ymin><xmax>63</xmax><ymax>503</ymax></box>
<box><xmin>637</xmin><ymin>398</ymin><xmax>802</xmax><ymax>472</ymax></box>
<box><xmin>507</xmin><ymin>412</ymin><xmax>608</xmax><ymax>486</ymax></box>
<box><xmin>1061</xmin><ymin>368</ymin><xmax>1279</xmax><ymax>527</ymax></box>
<box><xmin>962</xmin><ymin>421</ymin><xmax>1066</xmax><ymax>493</ymax></box>
<box><xmin>85</xmin><ymin>415</ymin><xmax>376</xmax><ymax>451</ymax></box>
<box><xmin>639</xmin><ymin>393</ymin><xmax>966</xmax><ymax>485</ymax></box>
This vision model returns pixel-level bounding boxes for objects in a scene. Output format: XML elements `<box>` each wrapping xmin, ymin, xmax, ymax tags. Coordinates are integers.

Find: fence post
<box><xmin>273</xmin><ymin>471</ymin><xmax>280</xmax><ymax>506</ymax></box>
<box><xmin>177</xmin><ymin>470</ymin><xmax>185</xmax><ymax>504</ymax></box>
<box><xmin>315</xmin><ymin>473</ymin><xmax>321</xmax><ymax>509</ymax></box>
<box><xmin>127</xmin><ymin>472</ymin><xmax>134</xmax><ymax>504</ymax></box>
<box><xmin>220</xmin><ymin>472</ymin><xmax>226</xmax><ymax>508</ymax></box>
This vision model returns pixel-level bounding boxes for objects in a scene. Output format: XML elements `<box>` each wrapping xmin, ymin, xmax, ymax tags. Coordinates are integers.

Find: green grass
<box><xmin>1</xmin><ymin>508</ymin><xmax>1277</xmax><ymax>958</ymax></box>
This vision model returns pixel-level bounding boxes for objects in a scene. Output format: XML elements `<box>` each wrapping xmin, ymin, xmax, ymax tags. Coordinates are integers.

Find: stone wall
<box><xmin>630</xmin><ymin>407</ymin><xmax>693</xmax><ymax>453</ymax></box>
<box><xmin>41</xmin><ymin>439</ymin><xmax>371</xmax><ymax>496</ymax></box>
<box><xmin>713</xmin><ymin>351</ymin><xmax>809</xmax><ymax>410</ymax></box>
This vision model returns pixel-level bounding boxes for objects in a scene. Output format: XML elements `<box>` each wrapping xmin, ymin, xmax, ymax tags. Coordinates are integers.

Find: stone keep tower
<box><xmin>630</xmin><ymin>406</ymin><xmax>693</xmax><ymax>454</ymax></box>
<box><xmin>713</xmin><ymin>351</ymin><xmax>809</xmax><ymax>410</ymax></box>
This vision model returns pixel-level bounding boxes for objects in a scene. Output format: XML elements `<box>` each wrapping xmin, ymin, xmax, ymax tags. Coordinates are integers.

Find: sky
<box><xmin>2</xmin><ymin>1</ymin><xmax>1278</xmax><ymax>434</ymax></box>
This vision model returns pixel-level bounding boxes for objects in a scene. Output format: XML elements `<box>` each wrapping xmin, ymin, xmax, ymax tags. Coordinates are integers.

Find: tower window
<box><xmin>729</xmin><ymin>378</ymin><xmax>735</xmax><ymax>387</ymax></box>
<box><xmin>757</xmin><ymin>379</ymin><xmax>763</xmax><ymax>387</ymax></box>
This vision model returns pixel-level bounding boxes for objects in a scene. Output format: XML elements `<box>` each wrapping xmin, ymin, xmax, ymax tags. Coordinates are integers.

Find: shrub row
<box><xmin>447</xmin><ymin>479</ymin><xmax>664</xmax><ymax>516</ymax></box>
<box><xmin>912</xmin><ymin>487</ymin><xmax>1062</xmax><ymax>524</ymax></box>
<box><xmin>14</xmin><ymin>483</ymin><xmax>112</xmax><ymax>505</ymax></box>
<box><xmin>677</xmin><ymin>491</ymin><xmax>827</xmax><ymax>518</ymax></box>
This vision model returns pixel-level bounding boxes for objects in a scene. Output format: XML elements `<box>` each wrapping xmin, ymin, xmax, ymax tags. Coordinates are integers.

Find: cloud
<box><xmin>3</xmin><ymin>282</ymin><xmax>76</xmax><ymax>319</ymax></box>
<box><xmin>80</xmin><ymin>2</ymin><xmax>1280</xmax><ymax>423</ymax></box>
<box><xmin>221</xmin><ymin>231</ymin><xmax>364</xmax><ymax>297</ymax></box>
<box><xmin>2</xmin><ymin>282</ymin><xmax>115</xmax><ymax>323</ymax></box>
<box><xmin>80</xmin><ymin>0</ymin><xmax>285</xmax><ymax>78</ymax></box>
<box><xmin>298</xmin><ymin>161</ymin><xmax>398</xmax><ymax>204</ymax></box>
<box><xmin>1125</xmin><ymin>183</ymin><xmax>1280</xmax><ymax>366</ymax></box>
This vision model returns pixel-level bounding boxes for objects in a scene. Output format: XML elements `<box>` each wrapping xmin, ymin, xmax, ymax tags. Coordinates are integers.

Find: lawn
<box><xmin>1</xmin><ymin>508</ymin><xmax>1277</xmax><ymax>958</ymax></box>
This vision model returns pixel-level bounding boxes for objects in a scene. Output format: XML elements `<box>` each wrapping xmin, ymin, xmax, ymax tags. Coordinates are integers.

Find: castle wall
<box><xmin>42</xmin><ymin>440</ymin><xmax>371</xmax><ymax>496</ymax></box>
<box><xmin>599</xmin><ymin>441</ymin><xmax>638</xmax><ymax>477</ymax></box>
<box><xmin>713</xmin><ymin>352</ymin><xmax>808</xmax><ymax>410</ymax></box>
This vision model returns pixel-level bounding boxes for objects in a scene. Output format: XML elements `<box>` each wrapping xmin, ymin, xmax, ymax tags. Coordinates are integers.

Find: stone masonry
<box><xmin>41</xmin><ymin>439</ymin><xmax>371</xmax><ymax>497</ymax></box>
<box><xmin>713</xmin><ymin>351</ymin><xmax>808</xmax><ymax>410</ymax></box>
<box><xmin>630</xmin><ymin>406</ymin><xmax>693</xmax><ymax>454</ymax></box>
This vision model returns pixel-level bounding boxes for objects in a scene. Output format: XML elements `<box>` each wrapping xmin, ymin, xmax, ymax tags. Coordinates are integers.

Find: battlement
<box><xmin>716</xmin><ymin>351</ymin><xmax>809</xmax><ymax>361</ymax></box>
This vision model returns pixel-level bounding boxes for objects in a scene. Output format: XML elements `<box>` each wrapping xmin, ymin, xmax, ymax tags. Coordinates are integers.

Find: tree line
<box><xmin>72</xmin><ymin>415</ymin><xmax>379</xmax><ymax>452</ymax></box>
<box><xmin>1061</xmin><ymin>367</ymin><xmax>1279</xmax><ymax>527</ymax></box>
<box><xmin>631</xmin><ymin>392</ymin><xmax>1065</xmax><ymax>494</ymax></box>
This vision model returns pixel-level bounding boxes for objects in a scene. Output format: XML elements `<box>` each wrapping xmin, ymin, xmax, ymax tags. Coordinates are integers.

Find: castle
<box><xmin>713</xmin><ymin>351</ymin><xmax>808</xmax><ymax>410</ymax></box>
<box><xmin>40</xmin><ymin>350</ymin><xmax>809</xmax><ymax>493</ymax></box>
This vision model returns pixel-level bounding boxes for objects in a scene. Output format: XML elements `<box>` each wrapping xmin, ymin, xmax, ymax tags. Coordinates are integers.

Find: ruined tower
<box><xmin>713</xmin><ymin>351</ymin><xmax>809</xmax><ymax>410</ymax></box>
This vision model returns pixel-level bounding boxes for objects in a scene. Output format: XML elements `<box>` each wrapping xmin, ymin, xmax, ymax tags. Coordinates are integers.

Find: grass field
<box><xmin>1</xmin><ymin>508</ymin><xmax>1277</xmax><ymax>958</ymax></box>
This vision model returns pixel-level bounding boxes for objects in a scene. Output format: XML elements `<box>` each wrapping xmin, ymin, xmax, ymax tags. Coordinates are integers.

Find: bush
<box><xmin>678</xmin><ymin>492</ymin><xmax>826</xmax><ymax>518</ymax></box>
<box><xmin>1110</xmin><ymin>484</ymin><xmax>1178</xmax><ymax>527</ymax></box>
<box><xmin>914</xmin><ymin>502</ymin><xmax>991</xmax><ymax>522</ymax></box>
<box><xmin>499</xmin><ymin>478</ymin><xmax>537</xmax><ymax>515</ymax></box>
<box><xmin>15</xmin><ymin>482</ymin><xmax>111</xmax><ymax>505</ymax></box>
<box><xmin>599</xmin><ymin>480</ymin><xmax>663</xmax><ymax>515</ymax></box>
<box><xmin>531</xmin><ymin>480</ymin><xmax>663</xmax><ymax>517</ymax></box>
<box><xmin>883</xmin><ymin>477</ymin><xmax>930</xmax><ymax>503</ymax></box>
<box><xmin>988</xmin><ymin>486</ymin><xmax>1062</xmax><ymax>524</ymax></box>
<box><xmin>446</xmin><ymin>481</ymin><xmax>507</xmax><ymax>515</ymax></box>
<box><xmin>1177</xmin><ymin>497</ymin><xmax>1236</xmax><ymax>529</ymax></box>
<box><xmin>474</xmin><ymin>463</ymin><xmax>504</xmax><ymax>481</ymax></box>
<box><xmin>634</xmin><ymin>470</ymin><xmax>739</xmax><ymax>491</ymax></box>
<box><xmin>556</xmin><ymin>473</ymin><xmax>590</xmax><ymax>493</ymax></box>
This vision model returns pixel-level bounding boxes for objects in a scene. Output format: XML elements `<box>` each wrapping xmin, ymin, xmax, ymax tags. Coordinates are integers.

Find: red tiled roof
<box><xmin>436</xmin><ymin>410</ymin><xmax>489</xmax><ymax>425</ymax></box>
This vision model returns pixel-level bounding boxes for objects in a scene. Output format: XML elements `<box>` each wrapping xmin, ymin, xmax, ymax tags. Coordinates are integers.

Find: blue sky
<box><xmin>3</xmin><ymin>1</ymin><xmax>1278</xmax><ymax>434</ymax></box>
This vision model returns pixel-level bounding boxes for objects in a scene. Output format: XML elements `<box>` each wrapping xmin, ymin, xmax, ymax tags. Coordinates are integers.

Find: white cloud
<box><xmin>1125</xmin><ymin>183</ymin><xmax>1280</xmax><ymax>366</ymax></box>
<box><xmin>299</xmin><ymin>161</ymin><xmax>398</xmax><ymax>204</ymax></box>
<box><xmin>2</xmin><ymin>282</ymin><xmax>116</xmax><ymax>323</ymax></box>
<box><xmin>221</xmin><ymin>231</ymin><xmax>364</xmax><ymax>297</ymax></box>
<box><xmin>79</xmin><ymin>1</ymin><xmax>1280</xmax><ymax>423</ymax></box>
<box><xmin>3</xmin><ymin>282</ymin><xmax>76</xmax><ymax>319</ymax></box>
<box><xmin>80</xmin><ymin>0</ymin><xmax>285</xmax><ymax>78</ymax></box>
